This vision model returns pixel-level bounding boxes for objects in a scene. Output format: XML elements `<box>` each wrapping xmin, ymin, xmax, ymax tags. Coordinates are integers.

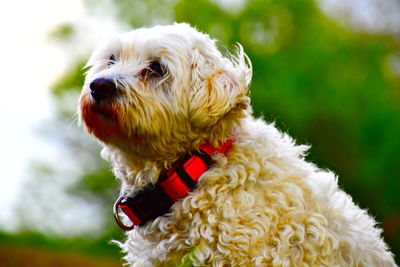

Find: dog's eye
<box><xmin>149</xmin><ymin>61</ymin><xmax>164</xmax><ymax>75</ymax></box>
<box><xmin>140</xmin><ymin>60</ymin><xmax>166</xmax><ymax>78</ymax></box>
<box><xmin>108</xmin><ymin>55</ymin><xmax>116</xmax><ymax>66</ymax></box>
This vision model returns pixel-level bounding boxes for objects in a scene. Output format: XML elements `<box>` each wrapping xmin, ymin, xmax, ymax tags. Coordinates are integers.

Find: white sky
<box><xmin>0</xmin><ymin>0</ymin><xmax>123</xmax><ymax>233</ymax></box>
<box><xmin>0</xmin><ymin>0</ymin><xmax>82</xmax><ymax>227</ymax></box>
<box><xmin>318</xmin><ymin>0</ymin><xmax>400</xmax><ymax>34</ymax></box>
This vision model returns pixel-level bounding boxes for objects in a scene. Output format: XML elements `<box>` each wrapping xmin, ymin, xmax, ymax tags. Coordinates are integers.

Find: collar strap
<box><xmin>113</xmin><ymin>140</ymin><xmax>233</xmax><ymax>230</ymax></box>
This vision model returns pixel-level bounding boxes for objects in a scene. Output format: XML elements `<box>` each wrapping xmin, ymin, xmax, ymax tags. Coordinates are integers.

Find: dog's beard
<box><xmin>79</xmin><ymin>88</ymin><xmax>143</xmax><ymax>148</ymax></box>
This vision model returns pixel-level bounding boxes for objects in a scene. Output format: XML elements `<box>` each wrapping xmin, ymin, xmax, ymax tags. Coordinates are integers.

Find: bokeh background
<box><xmin>0</xmin><ymin>0</ymin><xmax>399</xmax><ymax>265</ymax></box>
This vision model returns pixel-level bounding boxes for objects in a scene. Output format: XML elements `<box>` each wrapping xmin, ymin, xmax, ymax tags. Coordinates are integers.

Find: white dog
<box><xmin>79</xmin><ymin>23</ymin><xmax>396</xmax><ymax>266</ymax></box>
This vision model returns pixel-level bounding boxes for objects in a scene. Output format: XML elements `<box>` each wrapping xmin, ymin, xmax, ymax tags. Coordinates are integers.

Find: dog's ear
<box><xmin>189</xmin><ymin>44</ymin><xmax>252</xmax><ymax>129</ymax></box>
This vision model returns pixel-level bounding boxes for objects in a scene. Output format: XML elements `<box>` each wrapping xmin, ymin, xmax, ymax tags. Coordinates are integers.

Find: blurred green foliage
<box><xmin>4</xmin><ymin>0</ymin><xmax>399</xmax><ymax>265</ymax></box>
<box><xmin>0</xmin><ymin>232</ymin><xmax>122</xmax><ymax>267</ymax></box>
<box><xmin>49</xmin><ymin>23</ymin><xmax>75</xmax><ymax>41</ymax></box>
<box><xmin>0</xmin><ymin>231</ymin><xmax>120</xmax><ymax>258</ymax></box>
<box><xmin>52</xmin><ymin>60</ymin><xmax>87</xmax><ymax>97</ymax></box>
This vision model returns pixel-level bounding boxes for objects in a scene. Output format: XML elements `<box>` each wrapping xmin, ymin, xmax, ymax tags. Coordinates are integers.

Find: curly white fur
<box><xmin>79</xmin><ymin>23</ymin><xmax>396</xmax><ymax>266</ymax></box>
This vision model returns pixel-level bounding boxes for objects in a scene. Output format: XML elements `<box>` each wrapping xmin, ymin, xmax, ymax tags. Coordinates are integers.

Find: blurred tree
<box><xmin>17</xmin><ymin>0</ymin><xmax>400</xmax><ymax>263</ymax></box>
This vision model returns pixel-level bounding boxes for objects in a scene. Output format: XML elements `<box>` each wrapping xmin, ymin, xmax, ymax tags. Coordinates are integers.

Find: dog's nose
<box><xmin>89</xmin><ymin>78</ymin><xmax>117</xmax><ymax>102</ymax></box>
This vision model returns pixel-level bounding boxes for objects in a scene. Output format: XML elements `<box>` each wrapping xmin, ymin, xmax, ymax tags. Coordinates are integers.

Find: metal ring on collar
<box><xmin>113</xmin><ymin>195</ymin><xmax>134</xmax><ymax>231</ymax></box>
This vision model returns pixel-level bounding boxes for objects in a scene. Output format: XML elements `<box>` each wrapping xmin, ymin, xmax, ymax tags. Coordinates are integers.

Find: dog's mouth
<box><xmin>80</xmin><ymin>89</ymin><xmax>143</xmax><ymax>146</ymax></box>
<box><xmin>80</xmin><ymin>91</ymin><xmax>120</xmax><ymax>138</ymax></box>
<box><xmin>80</xmin><ymin>77</ymin><xmax>120</xmax><ymax>133</ymax></box>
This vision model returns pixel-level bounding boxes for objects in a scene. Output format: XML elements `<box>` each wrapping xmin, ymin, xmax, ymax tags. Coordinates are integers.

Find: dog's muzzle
<box><xmin>90</xmin><ymin>78</ymin><xmax>117</xmax><ymax>102</ymax></box>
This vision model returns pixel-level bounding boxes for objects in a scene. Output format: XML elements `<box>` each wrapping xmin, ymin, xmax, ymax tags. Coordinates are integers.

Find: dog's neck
<box><xmin>103</xmin><ymin>115</ymin><xmax>247</xmax><ymax>192</ymax></box>
<box><xmin>115</xmin><ymin>137</ymin><xmax>232</xmax><ymax>189</ymax></box>
<box><xmin>113</xmin><ymin>139</ymin><xmax>234</xmax><ymax>229</ymax></box>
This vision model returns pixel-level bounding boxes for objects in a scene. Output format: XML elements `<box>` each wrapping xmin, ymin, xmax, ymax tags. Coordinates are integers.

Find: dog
<box><xmin>79</xmin><ymin>23</ymin><xmax>396</xmax><ymax>266</ymax></box>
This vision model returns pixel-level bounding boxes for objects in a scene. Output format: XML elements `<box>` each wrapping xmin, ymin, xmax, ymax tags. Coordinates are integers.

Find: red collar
<box><xmin>113</xmin><ymin>140</ymin><xmax>233</xmax><ymax>230</ymax></box>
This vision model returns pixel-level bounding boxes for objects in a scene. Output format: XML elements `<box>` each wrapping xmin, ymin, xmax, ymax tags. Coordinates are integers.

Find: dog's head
<box><xmin>79</xmin><ymin>23</ymin><xmax>251</xmax><ymax>162</ymax></box>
